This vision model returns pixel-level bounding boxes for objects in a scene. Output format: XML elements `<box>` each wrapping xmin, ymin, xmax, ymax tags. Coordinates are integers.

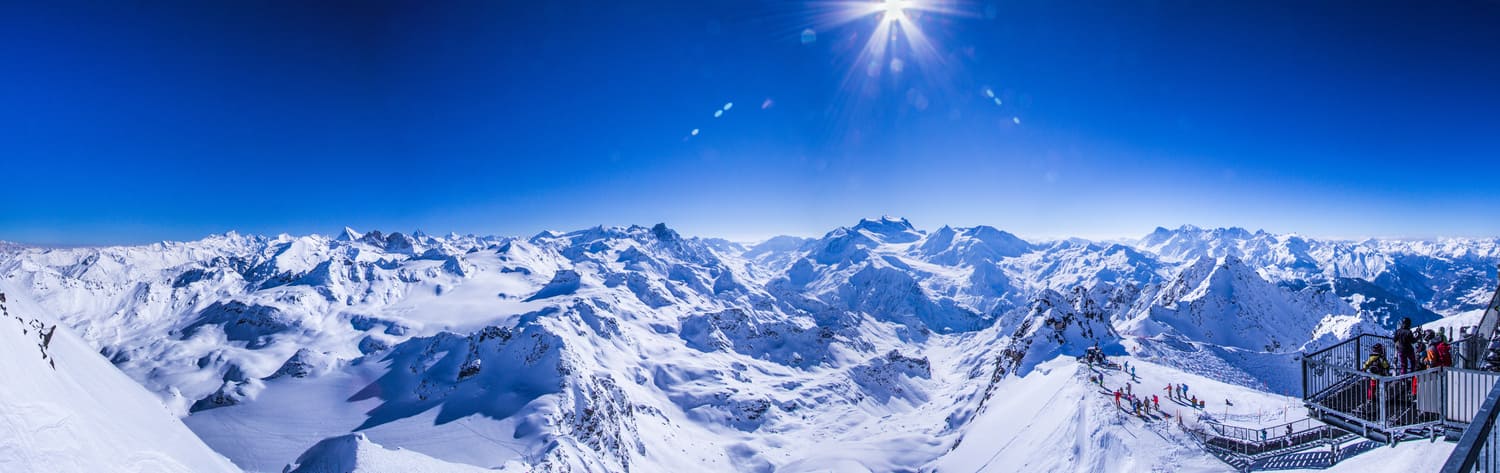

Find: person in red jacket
<box><xmin>1434</xmin><ymin>333</ymin><xmax>1453</xmax><ymax>367</ymax></box>
<box><xmin>1114</xmin><ymin>389</ymin><xmax>1122</xmax><ymax>408</ymax></box>
<box><xmin>1153</xmin><ymin>394</ymin><xmax>1160</xmax><ymax>410</ymax></box>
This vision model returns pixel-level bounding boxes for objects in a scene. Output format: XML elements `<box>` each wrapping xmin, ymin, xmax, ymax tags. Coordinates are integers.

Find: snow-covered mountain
<box><xmin>0</xmin><ymin>291</ymin><xmax>239</xmax><ymax>472</ymax></box>
<box><xmin>0</xmin><ymin>219</ymin><xmax>1495</xmax><ymax>472</ymax></box>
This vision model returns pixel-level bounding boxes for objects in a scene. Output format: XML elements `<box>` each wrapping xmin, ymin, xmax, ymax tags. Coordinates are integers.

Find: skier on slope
<box><xmin>1165</xmin><ymin>384</ymin><xmax>1173</xmax><ymax>400</ymax></box>
<box><xmin>1115</xmin><ymin>389</ymin><xmax>1122</xmax><ymax>407</ymax></box>
<box><xmin>1393</xmin><ymin>317</ymin><xmax>1417</xmax><ymax>374</ymax></box>
<box><xmin>1152</xmin><ymin>394</ymin><xmax>1159</xmax><ymax>411</ymax></box>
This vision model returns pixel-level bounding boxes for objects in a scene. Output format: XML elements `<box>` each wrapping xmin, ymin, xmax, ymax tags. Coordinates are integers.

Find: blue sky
<box><xmin>2</xmin><ymin>1</ymin><xmax>1497</xmax><ymax>245</ymax></box>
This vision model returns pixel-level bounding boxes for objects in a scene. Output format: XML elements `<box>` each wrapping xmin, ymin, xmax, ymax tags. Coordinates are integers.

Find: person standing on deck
<box><xmin>1393</xmin><ymin>317</ymin><xmax>1417</xmax><ymax>374</ymax></box>
<box><xmin>1364</xmin><ymin>343</ymin><xmax>1392</xmax><ymax>401</ymax></box>
<box><xmin>1414</xmin><ymin>330</ymin><xmax>1429</xmax><ymax>371</ymax></box>
<box><xmin>1434</xmin><ymin>333</ymin><xmax>1453</xmax><ymax>367</ymax></box>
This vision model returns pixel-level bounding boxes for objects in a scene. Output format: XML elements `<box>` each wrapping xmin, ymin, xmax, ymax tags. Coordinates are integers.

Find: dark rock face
<box><xmin>182</xmin><ymin>301</ymin><xmax>297</xmax><ymax>349</ymax></box>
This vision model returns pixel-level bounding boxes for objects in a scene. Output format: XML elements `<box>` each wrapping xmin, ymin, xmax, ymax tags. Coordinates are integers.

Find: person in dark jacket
<box><xmin>1414</xmin><ymin>330</ymin><xmax>1429</xmax><ymax>371</ymax></box>
<box><xmin>1393</xmin><ymin>318</ymin><xmax>1417</xmax><ymax>374</ymax></box>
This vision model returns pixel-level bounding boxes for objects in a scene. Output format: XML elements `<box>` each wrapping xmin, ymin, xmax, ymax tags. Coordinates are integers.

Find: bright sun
<box><xmin>881</xmin><ymin>0</ymin><xmax>908</xmax><ymax>23</ymax></box>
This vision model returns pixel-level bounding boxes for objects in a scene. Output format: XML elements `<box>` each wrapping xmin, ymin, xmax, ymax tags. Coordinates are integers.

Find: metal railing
<box><xmin>1302</xmin><ymin>334</ymin><xmax>1500</xmax><ymax>438</ymax></box>
<box><xmin>1449</xmin><ymin>370</ymin><xmax>1500</xmax><ymax>425</ymax></box>
<box><xmin>1442</xmin><ymin>377</ymin><xmax>1500</xmax><ymax>472</ymax></box>
<box><xmin>1303</xmin><ymin>334</ymin><xmax>1390</xmax><ymax>401</ymax></box>
<box><xmin>1198</xmin><ymin>417</ymin><xmax>1350</xmax><ymax>460</ymax></box>
<box><xmin>1441</xmin><ymin>271</ymin><xmax>1500</xmax><ymax>472</ymax></box>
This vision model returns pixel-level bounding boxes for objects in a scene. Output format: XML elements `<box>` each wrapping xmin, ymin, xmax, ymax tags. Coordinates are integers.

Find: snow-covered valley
<box><xmin>2</xmin><ymin>218</ymin><xmax>1497</xmax><ymax>472</ymax></box>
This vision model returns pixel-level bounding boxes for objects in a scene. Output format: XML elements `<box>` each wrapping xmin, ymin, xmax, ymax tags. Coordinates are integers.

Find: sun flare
<box><xmin>882</xmin><ymin>0</ymin><xmax>908</xmax><ymax>23</ymax></box>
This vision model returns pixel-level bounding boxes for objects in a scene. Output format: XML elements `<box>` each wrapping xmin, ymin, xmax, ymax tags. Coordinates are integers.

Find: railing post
<box><xmin>1302</xmin><ymin>356</ymin><xmax>1309</xmax><ymax>401</ymax></box>
<box><xmin>1356</xmin><ymin>336</ymin><xmax>1362</xmax><ymax>375</ymax></box>
<box><xmin>1380</xmin><ymin>375</ymin><xmax>1389</xmax><ymax>429</ymax></box>
<box><xmin>1442</xmin><ymin>367</ymin><xmax>1449</xmax><ymax>432</ymax></box>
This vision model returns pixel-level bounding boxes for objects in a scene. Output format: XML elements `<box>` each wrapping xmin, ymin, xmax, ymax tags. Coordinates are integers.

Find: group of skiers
<box><xmin>1364</xmin><ymin>317</ymin><xmax>1454</xmax><ymax>378</ymax></box>
<box><xmin>1164</xmin><ymin>382</ymin><xmax>1206</xmax><ymax>410</ymax></box>
<box><xmin>1086</xmin><ymin>351</ymin><xmax>1210</xmax><ymax>420</ymax></box>
<box><xmin>1112</xmin><ymin>382</ymin><xmax>1164</xmax><ymax>418</ymax></box>
<box><xmin>1360</xmin><ymin>318</ymin><xmax>1456</xmax><ymax>402</ymax></box>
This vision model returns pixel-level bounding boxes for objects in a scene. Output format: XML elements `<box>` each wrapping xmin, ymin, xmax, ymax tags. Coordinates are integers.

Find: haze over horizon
<box><xmin>3</xmin><ymin>1</ymin><xmax>1497</xmax><ymax>245</ymax></box>
<box><xmin>6</xmin><ymin>217</ymin><xmax>1498</xmax><ymax>249</ymax></box>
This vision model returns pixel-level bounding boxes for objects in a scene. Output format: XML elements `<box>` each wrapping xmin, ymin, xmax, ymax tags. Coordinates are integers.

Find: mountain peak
<box><xmin>852</xmin><ymin>216</ymin><xmax>921</xmax><ymax>243</ymax></box>
<box><xmin>650</xmin><ymin>223</ymin><xmax>680</xmax><ymax>242</ymax></box>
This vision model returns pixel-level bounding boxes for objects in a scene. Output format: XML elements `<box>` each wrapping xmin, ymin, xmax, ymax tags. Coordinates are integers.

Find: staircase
<box><xmin>1192</xmin><ymin>418</ymin><xmax>1356</xmax><ymax>471</ymax></box>
<box><xmin>1476</xmin><ymin>274</ymin><xmax>1500</xmax><ymax>371</ymax></box>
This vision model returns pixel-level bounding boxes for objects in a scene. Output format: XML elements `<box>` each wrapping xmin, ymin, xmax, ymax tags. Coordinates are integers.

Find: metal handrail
<box><xmin>1198</xmin><ymin>417</ymin><xmax>1348</xmax><ymax>462</ymax></box>
<box><xmin>1442</xmin><ymin>375</ymin><xmax>1500</xmax><ymax>472</ymax></box>
<box><xmin>1304</xmin><ymin>333</ymin><xmax>1393</xmax><ymax>360</ymax></box>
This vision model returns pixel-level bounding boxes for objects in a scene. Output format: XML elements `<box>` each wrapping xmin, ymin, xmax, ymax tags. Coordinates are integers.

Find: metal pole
<box><xmin>1380</xmin><ymin>375</ymin><xmax>1389</xmax><ymax>429</ymax></box>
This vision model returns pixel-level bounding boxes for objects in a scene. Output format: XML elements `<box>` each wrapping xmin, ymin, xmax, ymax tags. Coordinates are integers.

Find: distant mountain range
<box><xmin>1</xmin><ymin>218</ymin><xmax>1495</xmax><ymax>471</ymax></box>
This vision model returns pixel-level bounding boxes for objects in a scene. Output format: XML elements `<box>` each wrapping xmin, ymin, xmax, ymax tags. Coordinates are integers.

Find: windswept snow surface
<box><xmin>0</xmin><ymin>220</ymin><xmax>1495</xmax><ymax>472</ymax></box>
<box><xmin>0</xmin><ymin>293</ymin><xmax>239</xmax><ymax>473</ymax></box>
<box><xmin>286</xmin><ymin>433</ymin><xmax>505</xmax><ymax>473</ymax></box>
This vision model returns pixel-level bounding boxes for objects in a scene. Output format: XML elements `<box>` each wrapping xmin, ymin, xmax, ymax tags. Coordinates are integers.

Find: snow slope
<box><xmin>935</xmin><ymin>358</ymin><xmax>1229</xmax><ymax>473</ymax></box>
<box><xmin>286</xmin><ymin>433</ymin><xmax>504</xmax><ymax>473</ymax></box>
<box><xmin>0</xmin><ymin>292</ymin><xmax>240</xmax><ymax>473</ymax></box>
